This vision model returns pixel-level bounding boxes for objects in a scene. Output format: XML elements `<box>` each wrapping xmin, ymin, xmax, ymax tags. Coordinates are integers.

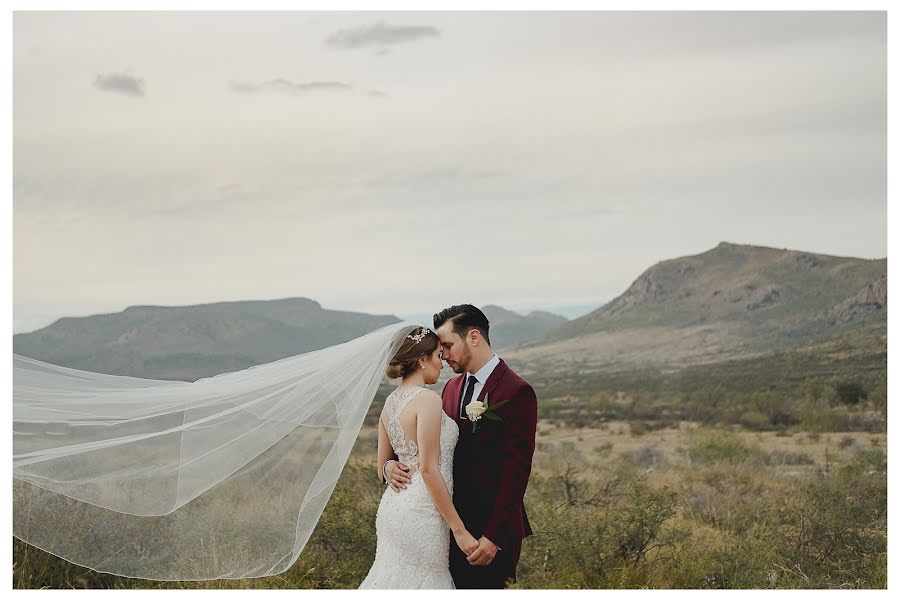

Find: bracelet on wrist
<box><xmin>382</xmin><ymin>459</ymin><xmax>395</xmax><ymax>484</ymax></box>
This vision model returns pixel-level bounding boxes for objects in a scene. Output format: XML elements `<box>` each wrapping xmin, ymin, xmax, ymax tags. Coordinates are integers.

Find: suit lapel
<box><xmin>443</xmin><ymin>374</ymin><xmax>466</xmax><ymax>425</ymax></box>
<box><xmin>477</xmin><ymin>359</ymin><xmax>509</xmax><ymax>406</ymax></box>
<box><xmin>450</xmin><ymin>359</ymin><xmax>509</xmax><ymax>436</ymax></box>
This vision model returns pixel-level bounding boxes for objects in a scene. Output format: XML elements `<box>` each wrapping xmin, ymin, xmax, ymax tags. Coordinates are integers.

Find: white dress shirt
<box><xmin>460</xmin><ymin>353</ymin><xmax>500</xmax><ymax>419</ymax></box>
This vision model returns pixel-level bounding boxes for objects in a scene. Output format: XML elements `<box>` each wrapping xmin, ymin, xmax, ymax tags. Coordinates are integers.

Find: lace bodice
<box><xmin>383</xmin><ymin>386</ymin><xmax>458</xmax><ymax>487</ymax></box>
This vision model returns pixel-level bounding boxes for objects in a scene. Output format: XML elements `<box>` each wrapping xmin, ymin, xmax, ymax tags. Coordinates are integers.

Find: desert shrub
<box><xmin>838</xmin><ymin>435</ymin><xmax>856</xmax><ymax>449</ymax></box>
<box><xmin>834</xmin><ymin>381</ymin><xmax>867</xmax><ymax>406</ymax></box>
<box><xmin>623</xmin><ymin>445</ymin><xmax>668</xmax><ymax>472</ymax></box>
<box><xmin>688</xmin><ymin>431</ymin><xmax>768</xmax><ymax>466</ymax></box>
<box><xmin>748</xmin><ymin>391</ymin><xmax>797</xmax><ymax>427</ymax></box>
<box><xmin>541</xmin><ymin>441</ymin><xmax>594</xmax><ymax>507</ymax></box>
<box><xmin>662</xmin><ymin>523</ymin><xmax>784</xmax><ymax>589</ymax></box>
<box><xmin>768</xmin><ymin>450</ymin><xmax>815</xmax><ymax>465</ymax></box>
<box><xmin>869</xmin><ymin>381</ymin><xmax>887</xmax><ymax>420</ymax></box>
<box><xmin>13</xmin><ymin>537</ymin><xmax>132</xmax><ymax>589</ymax></box>
<box><xmin>629</xmin><ymin>420</ymin><xmax>648</xmax><ymax>436</ymax></box>
<box><xmin>845</xmin><ymin>410</ymin><xmax>885</xmax><ymax>433</ymax></box>
<box><xmin>797</xmin><ymin>404</ymin><xmax>850</xmax><ymax>432</ymax></box>
<box><xmin>595</xmin><ymin>441</ymin><xmax>614</xmax><ymax>456</ymax></box>
<box><xmin>738</xmin><ymin>410</ymin><xmax>770</xmax><ymax>431</ymax></box>
<box><xmin>799</xmin><ymin>377</ymin><xmax>829</xmax><ymax>403</ymax></box>
<box><xmin>611</xmin><ymin>481</ymin><xmax>681</xmax><ymax>566</ymax></box>
<box><xmin>517</xmin><ymin>473</ymin><xmax>685</xmax><ymax>588</ymax></box>
<box><xmin>775</xmin><ymin>449</ymin><xmax>887</xmax><ymax>588</ymax></box>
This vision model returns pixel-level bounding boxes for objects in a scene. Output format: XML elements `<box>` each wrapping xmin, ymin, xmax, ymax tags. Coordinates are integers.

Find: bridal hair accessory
<box><xmin>407</xmin><ymin>327</ymin><xmax>432</xmax><ymax>343</ymax></box>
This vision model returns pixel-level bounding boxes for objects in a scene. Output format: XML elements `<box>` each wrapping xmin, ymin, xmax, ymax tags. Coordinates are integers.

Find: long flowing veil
<box><xmin>13</xmin><ymin>321</ymin><xmax>418</xmax><ymax>581</ymax></box>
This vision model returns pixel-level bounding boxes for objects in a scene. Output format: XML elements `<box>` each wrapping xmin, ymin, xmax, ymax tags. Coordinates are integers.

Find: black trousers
<box><xmin>449</xmin><ymin>537</ymin><xmax>523</xmax><ymax>589</ymax></box>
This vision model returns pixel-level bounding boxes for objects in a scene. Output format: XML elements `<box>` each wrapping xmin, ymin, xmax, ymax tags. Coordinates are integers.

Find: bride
<box><xmin>359</xmin><ymin>326</ymin><xmax>477</xmax><ymax>589</ymax></box>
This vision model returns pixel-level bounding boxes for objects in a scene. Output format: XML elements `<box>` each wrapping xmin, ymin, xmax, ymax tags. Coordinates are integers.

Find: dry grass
<box><xmin>14</xmin><ymin>420</ymin><xmax>886</xmax><ymax>589</ymax></box>
<box><xmin>533</xmin><ymin>421</ymin><xmax>884</xmax><ymax>479</ymax></box>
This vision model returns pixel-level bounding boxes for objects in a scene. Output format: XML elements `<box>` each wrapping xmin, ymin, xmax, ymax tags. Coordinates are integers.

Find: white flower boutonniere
<box><xmin>465</xmin><ymin>393</ymin><xmax>511</xmax><ymax>433</ymax></box>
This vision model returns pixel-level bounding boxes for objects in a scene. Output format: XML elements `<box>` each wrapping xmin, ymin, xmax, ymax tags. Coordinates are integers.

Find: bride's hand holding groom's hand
<box><xmin>453</xmin><ymin>528</ymin><xmax>479</xmax><ymax>557</ymax></box>
<box><xmin>466</xmin><ymin>536</ymin><xmax>498</xmax><ymax>566</ymax></box>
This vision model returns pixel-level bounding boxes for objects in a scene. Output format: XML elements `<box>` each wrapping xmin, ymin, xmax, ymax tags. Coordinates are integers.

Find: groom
<box><xmin>384</xmin><ymin>304</ymin><xmax>538</xmax><ymax>588</ymax></box>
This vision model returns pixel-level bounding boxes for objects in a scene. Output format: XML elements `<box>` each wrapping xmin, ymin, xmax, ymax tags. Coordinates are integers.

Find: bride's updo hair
<box><xmin>387</xmin><ymin>326</ymin><xmax>440</xmax><ymax>379</ymax></box>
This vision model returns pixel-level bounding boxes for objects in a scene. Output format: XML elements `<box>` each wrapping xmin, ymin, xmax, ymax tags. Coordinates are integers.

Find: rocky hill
<box><xmin>830</xmin><ymin>274</ymin><xmax>887</xmax><ymax>325</ymax></box>
<box><xmin>505</xmin><ymin>242</ymin><xmax>886</xmax><ymax>375</ymax></box>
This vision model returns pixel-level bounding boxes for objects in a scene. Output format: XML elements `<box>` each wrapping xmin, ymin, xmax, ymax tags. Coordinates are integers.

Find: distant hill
<box><xmin>482</xmin><ymin>305</ymin><xmax>568</xmax><ymax>348</ymax></box>
<box><xmin>13</xmin><ymin>297</ymin><xmax>401</xmax><ymax>381</ymax></box>
<box><xmin>12</xmin><ymin>243</ymin><xmax>886</xmax><ymax>383</ymax></box>
<box><xmin>505</xmin><ymin>242</ymin><xmax>886</xmax><ymax>375</ymax></box>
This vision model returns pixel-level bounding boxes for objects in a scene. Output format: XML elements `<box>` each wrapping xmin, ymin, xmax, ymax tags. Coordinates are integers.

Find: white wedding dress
<box><xmin>359</xmin><ymin>386</ymin><xmax>460</xmax><ymax>589</ymax></box>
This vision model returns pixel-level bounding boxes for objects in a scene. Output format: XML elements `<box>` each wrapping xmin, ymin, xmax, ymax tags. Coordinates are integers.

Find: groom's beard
<box><xmin>451</xmin><ymin>345</ymin><xmax>472</xmax><ymax>374</ymax></box>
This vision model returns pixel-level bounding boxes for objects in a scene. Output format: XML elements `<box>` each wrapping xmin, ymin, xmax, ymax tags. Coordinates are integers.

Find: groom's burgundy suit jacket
<box><xmin>441</xmin><ymin>359</ymin><xmax>537</xmax><ymax>553</ymax></box>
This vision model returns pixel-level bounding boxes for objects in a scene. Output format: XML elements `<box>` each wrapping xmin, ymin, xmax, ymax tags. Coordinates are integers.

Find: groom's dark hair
<box><xmin>433</xmin><ymin>304</ymin><xmax>491</xmax><ymax>347</ymax></box>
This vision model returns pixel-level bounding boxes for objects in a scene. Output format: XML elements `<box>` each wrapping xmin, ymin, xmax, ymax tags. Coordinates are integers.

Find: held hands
<box><xmin>385</xmin><ymin>460</ymin><xmax>411</xmax><ymax>492</ymax></box>
<box><xmin>466</xmin><ymin>536</ymin><xmax>499</xmax><ymax>566</ymax></box>
<box><xmin>453</xmin><ymin>528</ymin><xmax>479</xmax><ymax>557</ymax></box>
<box><xmin>386</xmin><ymin>458</ymin><xmax>494</xmax><ymax>564</ymax></box>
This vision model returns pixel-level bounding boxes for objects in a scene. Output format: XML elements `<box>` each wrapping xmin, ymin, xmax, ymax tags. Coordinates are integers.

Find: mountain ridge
<box><xmin>505</xmin><ymin>242</ymin><xmax>886</xmax><ymax>375</ymax></box>
<box><xmin>481</xmin><ymin>304</ymin><xmax>568</xmax><ymax>348</ymax></box>
<box><xmin>13</xmin><ymin>242</ymin><xmax>886</xmax><ymax>381</ymax></box>
<box><xmin>13</xmin><ymin>297</ymin><xmax>401</xmax><ymax>381</ymax></box>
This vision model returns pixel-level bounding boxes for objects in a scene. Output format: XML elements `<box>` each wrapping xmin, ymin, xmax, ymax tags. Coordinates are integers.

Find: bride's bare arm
<box><xmin>415</xmin><ymin>392</ymin><xmax>478</xmax><ymax>555</ymax></box>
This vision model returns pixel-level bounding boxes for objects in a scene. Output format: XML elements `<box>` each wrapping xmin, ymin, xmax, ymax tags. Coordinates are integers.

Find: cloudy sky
<box><xmin>13</xmin><ymin>11</ymin><xmax>886</xmax><ymax>333</ymax></box>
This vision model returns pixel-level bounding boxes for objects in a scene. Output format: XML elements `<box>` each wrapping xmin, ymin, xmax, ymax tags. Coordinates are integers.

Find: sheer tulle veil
<box><xmin>13</xmin><ymin>321</ymin><xmax>419</xmax><ymax>580</ymax></box>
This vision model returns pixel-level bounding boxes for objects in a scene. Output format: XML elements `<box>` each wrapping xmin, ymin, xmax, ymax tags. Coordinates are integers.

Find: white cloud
<box><xmin>324</xmin><ymin>21</ymin><xmax>440</xmax><ymax>50</ymax></box>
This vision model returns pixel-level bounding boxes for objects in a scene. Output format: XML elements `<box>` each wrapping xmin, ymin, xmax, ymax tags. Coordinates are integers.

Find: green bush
<box><xmin>517</xmin><ymin>472</ymin><xmax>685</xmax><ymax>588</ymax></box>
<box><xmin>834</xmin><ymin>381</ymin><xmax>867</xmax><ymax>406</ymax></box>
<box><xmin>775</xmin><ymin>449</ymin><xmax>886</xmax><ymax>588</ymax></box>
<box><xmin>738</xmin><ymin>410</ymin><xmax>771</xmax><ymax>431</ymax></box>
<box><xmin>688</xmin><ymin>431</ymin><xmax>769</xmax><ymax>466</ymax></box>
<box><xmin>797</xmin><ymin>403</ymin><xmax>851</xmax><ymax>432</ymax></box>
